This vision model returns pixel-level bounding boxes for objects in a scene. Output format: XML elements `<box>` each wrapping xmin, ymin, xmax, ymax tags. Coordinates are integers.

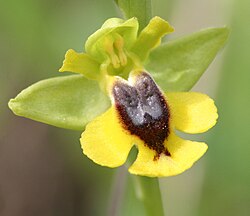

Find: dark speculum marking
<box><xmin>113</xmin><ymin>72</ymin><xmax>171</xmax><ymax>159</ymax></box>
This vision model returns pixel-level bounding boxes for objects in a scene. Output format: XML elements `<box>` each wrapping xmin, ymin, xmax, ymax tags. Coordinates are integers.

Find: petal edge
<box><xmin>81</xmin><ymin>107</ymin><xmax>134</xmax><ymax>168</ymax></box>
<box><xmin>166</xmin><ymin>92</ymin><xmax>218</xmax><ymax>134</ymax></box>
<box><xmin>129</xmin><ymin>133</ymin><xmax>207</xmax><ymax>177</ymax></box>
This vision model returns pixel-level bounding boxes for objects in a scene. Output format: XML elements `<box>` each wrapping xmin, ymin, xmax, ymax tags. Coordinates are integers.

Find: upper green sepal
<box><xmin>8</xmin><ymin>75</ymin><xmax>110</xmax><ymax>130</ymax></box>
<box><xmin>85</xmin><ymin>17</ymin><xmax>139</xmax><ymax>63</ymax></box>
<box><xmin>145</xmin><ymin>27</ymin><xmax>230</xmax><ymax>91</ymax></box>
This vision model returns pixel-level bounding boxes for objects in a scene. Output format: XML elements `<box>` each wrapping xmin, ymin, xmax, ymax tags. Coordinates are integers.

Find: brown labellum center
<box><xmin>112</xmin><ymin>72</ymin><xmax>171</xmax><ymax>159</ymax></box>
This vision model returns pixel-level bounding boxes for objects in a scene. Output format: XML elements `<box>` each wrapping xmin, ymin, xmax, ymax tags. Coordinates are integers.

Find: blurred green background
<box><xmin>1</xmin><ymin>0</ymin><xmax>249</xmax><ymax>215</ymax></box>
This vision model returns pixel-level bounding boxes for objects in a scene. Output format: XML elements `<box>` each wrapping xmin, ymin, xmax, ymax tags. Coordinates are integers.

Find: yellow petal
<box><xmin>166</xmin><ymin>92</ymin><xmax>218</xmax><ymax>133</ymax></box>
<box><xmin>129</xmin><ymin>133</ymin><xmax>207</xmax><ymax>177</ymax></box>
<box><xmin>59</xmin><ymin>49</ymin><xmax>100</xmax><ymax>80</ymax></box>
<box><xmin>80</xmin><ymin>107</ymin><xmax>134</xmax><ymax>168</ymax></box>
<box><xmin>131</xmin><ymin>16</ymin><xmax>174</xmax><ymax>62</ymax></box>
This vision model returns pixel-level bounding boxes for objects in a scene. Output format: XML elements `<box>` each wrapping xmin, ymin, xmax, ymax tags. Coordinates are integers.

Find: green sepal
<box><xmin>114</xmin><ymin>0</ymin><xmax>152</xmax><ymax>32</ymax></box>
<box><xmin>8</xmin><ymin>75</ymin><xmax>110</xmax><ymax>130</ymax></box>
<box><xmin>145</xmin><ymin>27</ymin><xmax>230</xmax><ymax>91</ymax></box>
<box><xmin>85</xmin><ymin>17</ymin><xmax>138</xmax><ymax>62</ymax></box>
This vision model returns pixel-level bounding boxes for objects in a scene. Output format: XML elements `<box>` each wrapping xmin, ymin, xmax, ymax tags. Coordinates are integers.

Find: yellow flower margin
<box><xmin>80</xmin><ymin>72</ymin><xmax>218</xmax><ymax>177</ymax></box>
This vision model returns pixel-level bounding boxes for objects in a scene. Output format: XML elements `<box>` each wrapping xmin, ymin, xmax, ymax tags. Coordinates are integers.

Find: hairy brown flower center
<box><xmin>112</xmin><ymin>72</ymin><xmax>171</xmax><ymax>159</ymax></box>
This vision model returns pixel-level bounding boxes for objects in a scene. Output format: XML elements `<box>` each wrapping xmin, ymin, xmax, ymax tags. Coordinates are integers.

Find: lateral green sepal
<box><xmin>8</xmin><ymin>75</ymin><xmax>110</xmax><ymax>130</ymax></box>
<box><xmin>145</xmin><ymin>27</ymin><xmax>230</xmax><ymax>91</ymax></box>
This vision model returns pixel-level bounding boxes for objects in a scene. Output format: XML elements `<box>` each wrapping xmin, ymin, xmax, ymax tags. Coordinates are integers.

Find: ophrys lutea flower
<box><xmin>59</xmin><ymin>16</ymin><xmax>218</xmax><ymax>177</ymax></box>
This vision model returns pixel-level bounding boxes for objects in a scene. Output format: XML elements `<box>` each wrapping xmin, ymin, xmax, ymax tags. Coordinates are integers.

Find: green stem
<box><xmin>131</xmin><ymin>175</ymin><xmax>164</xmax><ymax>216</ymax></box>
<box><xmin>117</xmin><ymin>148</ymin><xmax>165</xmax><ymax>216</ymax></box>
<box><xmin>108</xmin><ymin>166</ymin><xmax>128</xmax><ymax>216</ymax></box>
<box><xmin>114</xmin><ymin>0</ymin><xmax>152</xmax><ymax>32</ymax></box>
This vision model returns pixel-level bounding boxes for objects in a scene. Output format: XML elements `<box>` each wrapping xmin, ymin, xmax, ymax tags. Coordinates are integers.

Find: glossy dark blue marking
<box><xmin>113</xmin><ymin>72</ymin><xmax>170</xmax><ymax>159</ymax></box>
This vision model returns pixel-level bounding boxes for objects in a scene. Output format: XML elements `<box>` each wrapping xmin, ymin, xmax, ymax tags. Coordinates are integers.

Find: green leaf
<box><xmin>114</xmin><ymin>0</ymin><xmax>152</xmax><ymax>32</ymax></box>
<box><xmin>145</xmin><ymin>27</ymin><xmax>230</xmax><ymax>92</ymax></box>
<box><xmin>8</xmin><ymin>75</ymin><xmax>110</xmax><ymax>130</ymax></box>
